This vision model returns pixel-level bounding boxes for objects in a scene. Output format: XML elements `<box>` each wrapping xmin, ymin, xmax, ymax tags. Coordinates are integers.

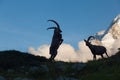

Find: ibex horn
<box><xmin>87</xmin><ymin>36</ymin><xmax>95</xmax><ymax>41</ymax></box>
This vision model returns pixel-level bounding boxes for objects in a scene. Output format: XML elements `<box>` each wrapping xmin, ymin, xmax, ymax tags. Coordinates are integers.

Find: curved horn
<box><xmin>48</xmin><ymin>20</ymin><xmax>60</xmax><ymax>29</ymax></box>
<box><xmin>87</xmin><ymin>36</ymin><xmax>95</xmax><ymax>41</ymax></box>
<box><xmin>47</xmin><ymin>27</ymin><xmax>56</xmax><ymax>30</ymax></box>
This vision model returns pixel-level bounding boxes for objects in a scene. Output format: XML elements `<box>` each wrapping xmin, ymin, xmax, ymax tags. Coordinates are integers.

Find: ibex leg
<box><xmin>93</xmin><ymin>55</ymin><xmax>96</xmax><ymax>60</ymax></box>
<box><xmin>105</xmin><ymin>52</ymin><xmax>109</xmax><ymax>58</ymax></box>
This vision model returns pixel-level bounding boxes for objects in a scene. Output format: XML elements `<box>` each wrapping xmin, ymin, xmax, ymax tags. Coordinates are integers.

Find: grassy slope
<box><xmin>0</xmin><ymin>50</ymin><xmax>72</xmax><ymax>80</ymax></box>
<box><xmin>0</xmin><ymin>50</ymin><xmax>120</xmax><ymax>80</ymax></box>
<box><xmin>0</xmin><ymin>50</ymin><xmax>48</xmax><ymax>69</ymax></box>
<box><xmin>78</xmin><ymin>51</ymin><xmax>120</xmax><ymax>80</ymax></box>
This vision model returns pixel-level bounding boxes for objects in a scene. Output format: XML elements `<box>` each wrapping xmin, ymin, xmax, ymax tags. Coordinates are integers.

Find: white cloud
<box><xmin>56</xmin><ymin>43</ymin><xmax>78</xmax><ymax>62</ymax></box>
<box><xmin>102</xmin><ymin>33</ymin><xmax>115</xmax><ymax>49</ymax></box>
<box><xmin>28</xmin><ymin>47</ymin><xmax>39</xmax><ymax>56</ymax></box>
<box><xmin>28</xmin><ymin>43</ymin><xmax>80</xmax><ymax>62</ymax></box>
<box><xmin>111</xmin><ymin>39</ymin><xmax>120</xmax><ymax>54</ymax></box>
<box><xmin>37</xmin><ymin>45</ymin><xmax>50</xmax><ymax>58</ymax></box>
<box><xmin>28</xmin><ymin>38</ymin><xmax>120</xmax><ymax>62</ymax></box>
<box><xmin>28</xmin><ymin>45</ymin><xmax>50</xmax><ymax>58</ymax></box>
<box><xmin>28</xmin><ymin>42</ymin><xmax>95</xmax><ymax>62</ymax></box>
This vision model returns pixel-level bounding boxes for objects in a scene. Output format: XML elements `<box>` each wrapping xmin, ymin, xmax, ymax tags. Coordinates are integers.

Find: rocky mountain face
<box><xmin>93</xmin><ymin>14</ymin><xmax>120</xmax><ymax>53</ymax></box>
<box><xmin>105</xmin><ymin>14</ymin><xmax>120</xmax><ymax>39</ymax></box>
<box><xmin>95</xmin><ymin>14</ymin><xmax>120</xmax><ymax>40</ymax></box>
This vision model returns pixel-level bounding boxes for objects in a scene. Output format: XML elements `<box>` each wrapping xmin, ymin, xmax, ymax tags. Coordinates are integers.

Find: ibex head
<box><xmin>47</xmin><ymin>20</ymin><xmax>62</xmax><ymax>33</ymax></box>
<box><xmin>84</xmin><ymin>36</ymin><xmax>95</xmax><ymax>46</ymax></box>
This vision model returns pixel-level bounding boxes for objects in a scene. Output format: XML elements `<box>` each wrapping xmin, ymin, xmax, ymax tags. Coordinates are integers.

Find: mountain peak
<box><xmin>95</xmin><ymin>14</ymin><xmax>120</xmax><ymax>40</ymax></box>
<box><xmin>108</xmin><ymin>14</ymin><xmax>120</xmax><ymax>39</ymax></box>
<box><xmin>93</xmin><ymin>14</ymin><xmax>120</xmax><ymax>49</ymax></box>
<box><xmin>113</xmin><ymin>14</ymin><xmax>120</xmax><ymax>25</ymax></box>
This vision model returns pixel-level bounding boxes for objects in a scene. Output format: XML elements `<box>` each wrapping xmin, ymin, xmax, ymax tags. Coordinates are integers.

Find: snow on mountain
<box><xmin>95</xmin><ymin>14</ymin><xmax>120</xmax><ymax>40</ymax></box>
<box><xmin>113</xmin><ymin>14</ymin><xmax>120</xmax><ymax>25</ymax></box>
<box><xmin>94</xmin><ymin>30</ymin><xmax>105</xmax><ymax>40</ymax></box>
<box><xmin>93</xmin><ymin>14</ymin><xmax>120</xmax><ymax>54</ymax></box>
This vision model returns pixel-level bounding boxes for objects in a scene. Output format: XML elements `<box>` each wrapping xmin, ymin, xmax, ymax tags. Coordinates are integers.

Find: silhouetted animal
<box><xmin>47</xmin><ymin>20</ymin><xmax>63</xmax><ymax>61</ymax></box>
<box><xmin>84</xmin><ymin>36</ymin><xmax>109</xmax><ymax>60</ymax></box>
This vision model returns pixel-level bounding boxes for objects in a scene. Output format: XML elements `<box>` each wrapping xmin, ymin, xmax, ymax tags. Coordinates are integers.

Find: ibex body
<box><xmin>84</xmin><ymin>36</ymin><xmax>109</xmax><ymax>60</ymax></box>
<box><xmin>47</xmin><ymin>20</ymin><xmax>63</xmax><ymax>61</ymax></box>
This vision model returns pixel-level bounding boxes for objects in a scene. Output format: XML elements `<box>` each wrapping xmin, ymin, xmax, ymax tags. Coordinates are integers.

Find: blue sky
<box><xmin>0</xmin><ymin>0</ymin><xmax>120</xmax><ymax>51</ymax></box>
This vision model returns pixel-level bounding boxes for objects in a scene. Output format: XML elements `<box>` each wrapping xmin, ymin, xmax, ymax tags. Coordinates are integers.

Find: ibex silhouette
<box><xmin>47</xmin><ymin>20</ymin><xmax>63</xmax><ymax>61</ymax></box>
<box><xmin>84</xmin><ymin>36</ymin><xmax>109</xmax><ymax>60</ymax></box>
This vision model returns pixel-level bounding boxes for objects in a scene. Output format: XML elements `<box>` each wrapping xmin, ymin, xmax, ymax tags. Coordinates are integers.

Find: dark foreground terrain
<box><xmin>0</xmin><ymin>50</ymin><xmax>120</xmax><ymax>80</ymax></box>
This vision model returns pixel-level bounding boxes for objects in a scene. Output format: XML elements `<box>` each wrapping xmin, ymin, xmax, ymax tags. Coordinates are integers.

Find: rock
<box><xmin>72</xmin><ymin>63</ymin><xmax>86</xmax><ymax>71</ymax></box>
<box><xmin>29</xmin><ymin>65</ymin><xmax>49</xmax><ymax>74</ymax></box>
<box><xmin>14</xmin><ymin>77</ymin><xmax>33</xmax><ymax>80</ymax></box>
<box><xmin>54</xmin><ymin>62</ymin><xmax>66</xmax><ymax>72</ymax></box>
<box><xmin>40</xmin><ymin>65</ymin><xmax>49</xmax><ymax>72</ymax></box>
<box><xmin>57</xmin><ymin>76</ymin><xmax>79</xmax><ymax>80</ymax></box>
<box><xmin>7</xmin><ymin>69</ymin><xmax>14</xmax><ymax>73</ymax></box>
<box><xmin>0</xmin><ymin>76</ymin><xmax>6</xmax><ymax>80</ymax></box>
<box><xmin>29</xmin><ymin>66</ymin><xmax>39</xmax><ymax>72</ymax></box>
<box><xmin>21</xmin><ymin>66</ymin><xmax>25</xmax><ymax>69</ymax></box>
